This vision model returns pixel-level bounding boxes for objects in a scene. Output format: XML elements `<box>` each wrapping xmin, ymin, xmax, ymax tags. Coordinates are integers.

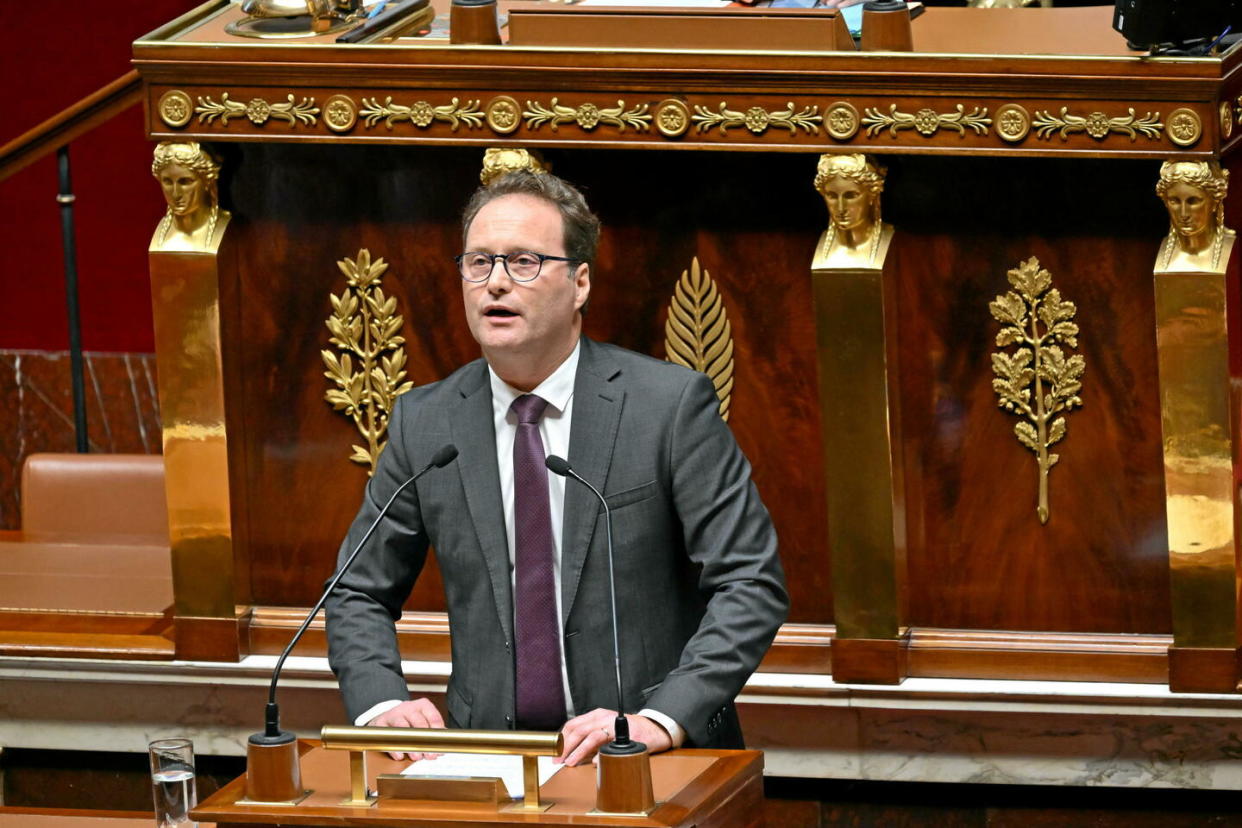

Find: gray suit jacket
<box><xmin>325</xmin><ymin>337</ymin><xmax>788</xmax><ymax>748</ymax></box>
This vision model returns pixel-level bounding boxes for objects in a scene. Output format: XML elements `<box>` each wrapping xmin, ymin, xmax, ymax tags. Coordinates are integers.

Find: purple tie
<box><xmin>511</xmin><ymin>394</ymin><xmax>566</xmax><ymax>731</ymax></box>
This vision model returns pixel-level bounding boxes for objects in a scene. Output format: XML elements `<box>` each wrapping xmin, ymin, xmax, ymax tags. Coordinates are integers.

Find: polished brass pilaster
<box><xmin>1154</xmin><ymin>159</ymin><xmax>1240</xmax><ymax>692</ymax></box>
<box><xmin>1154</xmin><ymin>266</ymin><xmax>1241</xmax><ymax>690</ymax></box>
<box><xmin>811</xmin><ymin>221</ymin><xmax>906</xmax><ymax>682</ymax></box>
<box><xmin>149</xmin><ymin>205</ymin><xmax>241</xmax><ymax>660</ymax></box>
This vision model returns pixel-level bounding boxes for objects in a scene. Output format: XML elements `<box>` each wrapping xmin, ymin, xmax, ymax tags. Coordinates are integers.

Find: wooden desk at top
<box><xmin>193</xmin><ymin>742</ymin><xmax>763</xmax><ymax>828</ymax></box>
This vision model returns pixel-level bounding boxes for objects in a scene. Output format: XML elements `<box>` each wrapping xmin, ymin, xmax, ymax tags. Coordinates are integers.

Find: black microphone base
<box><xmin>594</xmin><ymin>740</ymin><xmax>656</xmax><ymax>816</ymax></box>
<box><xmin>243</xmin><ymin>730</ymin><xmax>309</xmax><ymax>804</ymax></box>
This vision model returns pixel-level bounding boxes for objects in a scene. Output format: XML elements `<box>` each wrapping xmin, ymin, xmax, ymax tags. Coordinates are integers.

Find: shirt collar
<box><xmin>488</xmin><ymin>340</ymin><xmax>581</xmax><ymax>417</ymax></box>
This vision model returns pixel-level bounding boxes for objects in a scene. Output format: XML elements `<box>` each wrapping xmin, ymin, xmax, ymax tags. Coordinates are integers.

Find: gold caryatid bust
<box><xmin>480</xmin><ymin>147</ymin><xmax>550</xmax><ymax>186</ymax></box>
<box><xmin>1155</xmin><ymin>160</ymin><xmax>1236</xmax><ymax>274</ymax></box>
<box><xmin>813</xmin><ymin>153</ymin><xmax>894</xmax><ymax>270</ymax></box>
<box><xmin>150</xmin><ymin>141</ymin><xmax>230</xmax><ymax>252</ymax></box>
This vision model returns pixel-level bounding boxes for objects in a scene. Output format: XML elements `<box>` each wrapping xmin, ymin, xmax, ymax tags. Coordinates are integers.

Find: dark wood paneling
<box><xmin>226</xmin><ymin>145</ymin><xmax>832</xmax><ymax>623</ymax></box>
<box><xmin>221</xmin><ymin>146</ymin><xmax>1178</xmax><ymax>643</ymax></box>
<box><xmin>890</xmin><ymin>156</ymin><xmax>1172</xmax><ymax>635</ymax></box>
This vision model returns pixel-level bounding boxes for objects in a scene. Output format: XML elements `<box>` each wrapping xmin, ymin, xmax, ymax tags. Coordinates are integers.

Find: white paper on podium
<box><xmin>399</xmin><ymin>753</ymin><xmax>563</xmax><ymax>799</ymax></box>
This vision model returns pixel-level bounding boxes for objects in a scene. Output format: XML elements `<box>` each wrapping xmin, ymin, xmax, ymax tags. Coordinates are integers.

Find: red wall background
<box><xmin>0</xmin><ymin>1</ymin><xmax>200</xmax><ymax>353</ymax></box>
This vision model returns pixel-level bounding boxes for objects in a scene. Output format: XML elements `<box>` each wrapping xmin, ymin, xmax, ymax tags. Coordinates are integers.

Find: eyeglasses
<box><xmin>455</xmin><ymin>251</ymin><xmax>576</xmax><ymax>283</ymax></box>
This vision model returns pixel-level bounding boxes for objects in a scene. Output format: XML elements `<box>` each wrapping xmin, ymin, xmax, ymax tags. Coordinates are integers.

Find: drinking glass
<box><xmin>149</xmin><ymin>738</ymin><xmax>197</xmax><ymax>827</ymax></box>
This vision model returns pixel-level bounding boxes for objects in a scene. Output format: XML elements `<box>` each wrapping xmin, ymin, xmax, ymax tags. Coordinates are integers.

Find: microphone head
<box><xmin>545</xmin><ymin>455</ymin><xmax>572</xmax><ymax>476</ymax></box>
<box><xmin>430</xmin><ymin>444</ymin><xmax>459</xmax><ymax>468</ymax></box>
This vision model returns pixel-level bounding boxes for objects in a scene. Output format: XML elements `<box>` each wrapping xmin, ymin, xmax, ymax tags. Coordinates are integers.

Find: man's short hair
<box><xmin>461</xmin><ymin>170</ymin><xmax>601</xmax><ymax>268</ymax></box>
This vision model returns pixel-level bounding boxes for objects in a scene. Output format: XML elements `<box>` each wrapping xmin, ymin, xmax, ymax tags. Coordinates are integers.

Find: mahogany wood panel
<box><xmin>222</xmin><ymin>146</ymin><xmax>1180</xmax><ymax>642</ymax></box>
<box><xmin>225</xmin><ymin>145</ymin><xmax>831</xmax><ymax>623</ymax></box>
<box><xmin>889</xmin><ymin>155</ymin><xmax>1172</xmax><ymax>634</ymax></box>
<box><xmin>1168</xmin><ymin>646</ymin><xmax>1241</xmax><ymax>694</ymax></box>
<box><xmin>0</xmin><ymin>632</ymin><xmax>174</xmax><ymax>660</ymax></box>
<box><xmin>247</xmin><ymin>606</ymin><xmax>1166</xmax><ymax>683</ymax></box>
<box><xmin>831</xmin><ymin>637</ymin><xmax>907</xmax><ymax>684</ymax></box>
<box><xmin>174</xmin><ymin>614</ymin><xmax>247</xmax><ymax>661</ymax></box>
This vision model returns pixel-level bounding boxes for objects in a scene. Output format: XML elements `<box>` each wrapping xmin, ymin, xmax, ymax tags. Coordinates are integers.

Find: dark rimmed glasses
<box><xmin>455</xmin><ymin>251</ymin><xmax>576</xmax><ymax>283</ymax></box>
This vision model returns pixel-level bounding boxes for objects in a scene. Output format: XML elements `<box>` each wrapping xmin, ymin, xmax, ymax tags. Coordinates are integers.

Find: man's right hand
<box><xmin>367</xmin><ymin>697</ymin><xmax>446</xmax><ymax>761</ymax></box>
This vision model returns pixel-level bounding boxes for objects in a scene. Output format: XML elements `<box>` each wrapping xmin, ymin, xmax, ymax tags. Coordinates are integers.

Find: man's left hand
<box><xmin>556</xmin><ymin>709</ymin><xmax>672</xmax><ymax>766</ymax></box>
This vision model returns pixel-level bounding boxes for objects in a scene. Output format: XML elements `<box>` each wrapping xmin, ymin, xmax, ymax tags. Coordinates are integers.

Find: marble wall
<box><xmin>0</xmin><ymin>349</ymin><xmax>161</xmax><ymax>530</ymax></box>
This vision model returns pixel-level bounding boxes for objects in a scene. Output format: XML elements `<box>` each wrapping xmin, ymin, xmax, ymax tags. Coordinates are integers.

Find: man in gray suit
<box><xmin>325</xmin><ymin>169</ymin><xmax>787</xmax><ymax>766</ymax></box>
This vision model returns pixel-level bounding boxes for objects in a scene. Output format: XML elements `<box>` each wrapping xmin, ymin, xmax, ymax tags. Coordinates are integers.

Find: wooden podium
<box><xmin>192</xmin><ymin>742</ymin><xmax>763</xmax><ymax>827</ymax></box>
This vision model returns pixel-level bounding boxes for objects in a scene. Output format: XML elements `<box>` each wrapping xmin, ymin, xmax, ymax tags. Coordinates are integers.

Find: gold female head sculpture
<box><xmin>814</xmin><ymin>153</ymin><xmax>886</xmax><ymax>247</ymax></box>
<box><xmin>1156</xmin><ymin>160</ymin><xmax>1230</xmax><ymax>270</ymax></box>
<box><xmin>151</xmin><ymin>141</ymin><xmax>224</xmax><ymax>250</ymax></box>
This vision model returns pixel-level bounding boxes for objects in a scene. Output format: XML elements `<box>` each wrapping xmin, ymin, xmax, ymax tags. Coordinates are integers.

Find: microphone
<box><xmin>247</xmin><ymin>443</ymin><xmax>458</xmax><ymax>797</ymax></box>
<box><xmin>544</xmin><ymin>454</ymin><xmax>641</xmax><ymax>754</ymax></box>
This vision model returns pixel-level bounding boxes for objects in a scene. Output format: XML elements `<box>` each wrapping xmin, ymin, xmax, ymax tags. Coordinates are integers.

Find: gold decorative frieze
<box><xmin>1032</xmin><ymin>107</ymin><xmax>1161</xmax><ymax>141</ymax></box>
<box><xmin>523</xmin><ymin>98</ymin><xmax>651</xmax><ymax>132</ymax></box>
<box><xmin>862</xmin><ymin>104</ymin><xmax>991</xmax><ymax>138</ymax></box>
<box><xmin>360</xmin><ymin>96</ymin><xmax>484</xmax><ymax>131</ymax></box>
<box><xmin>665</xmin><ymin>257</ymin><xmax>734</xmax><ymax>421</ymax></box>
<box><xmin>995</xmin><ymin>103</ymin><xmax>1031</xmax><ymax>143</ymax></box>
<box><xmin>825</xmin><ymin>101</ymin><xmax>860</xmax><ymax>141</ymax></box>
<box><xmin>1221</xmin><ymin>102</ymin><xmax>1233</xmax><ymax>140</ymax></box>
<box><xmin>692</xmin><ymin>102</ymin><xmax>822</xmax><ymax>135</ymax></box>
<box><xmin>989</xmin><ymin>257</ymin><xmax>1084</xmax><ymax>525</ymax></box>
<box><xmin>322</xmin><ymin>249</ymin><xmax>414</xmax><ymax>474</ymax></box>
<box><xmin>1166</xmin><ymin>108</ymin><xmax>1202</xmax><ymax>148</ymax></box>
<box><xmin>195</xmin><ymin>93</ymin><xmax>319</xmax><ymax>127</ymax></box>
<box><xmin>485</xmin><ymin>96</ymin><xmax>521</xmax><ymax>134</ymax></box>
<box><xmin>655</xmin><ymin>99</ymin><xmax>691</xmax><ymax>138</ymax></box>
<box><xmin>158</xmin><ymin>90</ymin><xmax>193</xmax><ymax>128</ymax></box>
<box><xmin>324</xmin><ymin>94</ymin><xmax>358</xmax><ymax>133</ymax></box>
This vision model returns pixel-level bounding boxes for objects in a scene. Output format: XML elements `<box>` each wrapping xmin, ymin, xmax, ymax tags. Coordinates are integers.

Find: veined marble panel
<box><xmin>0</xmin><ymin>349</ymin><xmax>160</xmax><ymax>530</ymax></box>
<box><xmin>4</xmin><ymin>657</ymin><xmax>1242</xmax><ymax>791</ymax></box>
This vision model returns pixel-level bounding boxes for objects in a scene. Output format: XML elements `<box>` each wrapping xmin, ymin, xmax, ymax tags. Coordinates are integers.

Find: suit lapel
<box><xmin>450</xmin><ymin>363</ymin><xmax>513</xmax><ymax>644</ymax></box>
<box><xmin>561</xmin><ymin>339</ymin><xmax>623</xmax><ymax>624</ymax></box>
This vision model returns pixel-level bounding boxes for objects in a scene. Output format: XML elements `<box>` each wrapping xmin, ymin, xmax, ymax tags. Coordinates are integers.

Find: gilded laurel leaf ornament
<box><xmin>522</xmin><ymin>98</ymin><xmax>652</xmax><ymax>132</ymax></box>
<box><xmin>195</xmin><ymin>93</ymin><xmax>319</xmax><ymax>127</ymax></box>
<box><xmin>861</xmin><ymin>104</ymin><xmax>991</xmax><ymax>138</ymax></box>
<box><xmin>322</xmin><ymin>249</ymin><xmax>415</xmax><ymax>474</ymax></box>
<box><xmin>691</xmin><ymin>102</ymin><xmax>822</xmax><ymax>135</ymax></box>
<box><xmin>1032</xmin><ymin>107</ymin><xmax>1162</xmax><ymax>141</ymax></box>
<box><xmin>359</xmin><ymin>96</ymin><xmax>485</xmax><ymax>131</ymax></box>
<box><xmin>665</xmin><ymin>257</ymin><xmax>735</xmax><ymax>421</ymax></box>
<box><xmin>989</xmin><ymin>257</ymin><xmax>1084</xmax><ymax>525</ymax></box>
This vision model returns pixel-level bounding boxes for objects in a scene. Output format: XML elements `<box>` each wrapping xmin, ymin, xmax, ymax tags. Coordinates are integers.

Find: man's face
<box><xmin>822</xmin><ymin>176</ymin><xmax>871</xmax><ymax>233</ymax></box>
<box><xmin>158</xmin><ymin>163</ymin><xmax>205</xmax><ymax>217</ymax></box>
<box><xmin>1164</xmin><ymin>181</ymin><xmax>1214</xmax><ymax>240</ymax></box>
<box><xmin>461</xmin><ymin>193</ymin><xmax>590</xmax><ymax>363</ymax></box>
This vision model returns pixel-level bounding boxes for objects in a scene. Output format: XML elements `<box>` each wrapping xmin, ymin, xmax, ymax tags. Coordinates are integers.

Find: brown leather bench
<box><xmin>0</xmin><ymin>453</ymin><xmax>174</xmax><ymax>621</ymax></box>
<box><xmin>21</xmin><ymin>453</ymin><xmax>168</xmax><ymax>542</ymax></box>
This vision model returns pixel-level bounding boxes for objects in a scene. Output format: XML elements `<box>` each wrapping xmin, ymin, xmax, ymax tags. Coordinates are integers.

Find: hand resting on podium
<box><xmin>369</xmin><ymin>697</ymin><xmax>446</xmax><ymax>761</ymax></box>
<box><xmin>366</xmin><ymin>698</ymin><xmax>672</xmax><ymax>766</ymax></box>
<box><xmin>557</xmin><ymin>708</ymin><xmax>672</xmax><ymax>767</ymax></box>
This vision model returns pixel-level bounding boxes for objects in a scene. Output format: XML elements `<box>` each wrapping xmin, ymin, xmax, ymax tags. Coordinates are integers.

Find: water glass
<box><xmin>149</xmin><ymin>738</ymin><xmax>198</xmax><ymax>827</ymax></box>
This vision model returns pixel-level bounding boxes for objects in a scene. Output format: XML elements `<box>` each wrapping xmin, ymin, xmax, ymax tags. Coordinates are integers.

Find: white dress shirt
<box><xmin>358</xmin><ymin>343</ymin><xmax>683</xmax><ymax>747</ymax></box>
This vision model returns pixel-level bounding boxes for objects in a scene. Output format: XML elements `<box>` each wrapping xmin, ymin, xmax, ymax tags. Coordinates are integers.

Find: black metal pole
<box><xmin>56</xmin><ymin>146</ymin><xmax>88</xmax><ymax>453</ymax></box>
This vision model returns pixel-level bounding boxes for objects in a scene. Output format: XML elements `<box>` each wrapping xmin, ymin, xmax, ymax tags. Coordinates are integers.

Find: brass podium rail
<box><xmin>321</xmin><ymin>725</ymin><xmax>563</xmax><ymax>811</ymax></box>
